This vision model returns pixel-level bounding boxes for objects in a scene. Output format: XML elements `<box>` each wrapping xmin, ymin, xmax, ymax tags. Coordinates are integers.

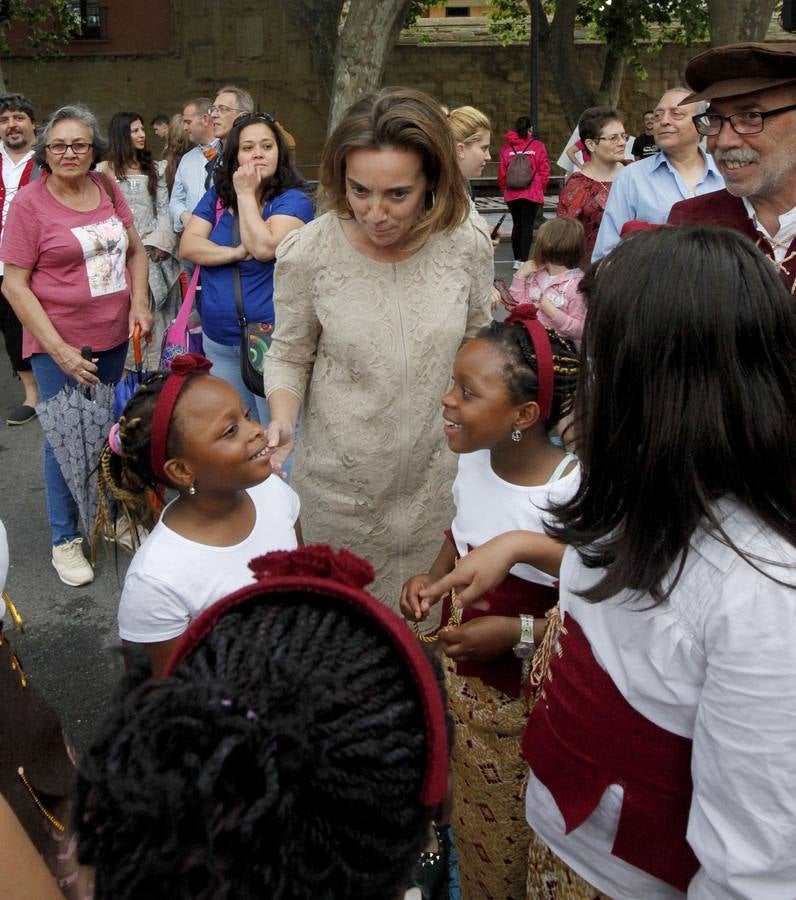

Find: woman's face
<box><xmin>588</xmin><ymin>119</ymin><xmax>627</xmax><ymax>165</ymax></box>
<box><xmin>457</xmin><ymin>129</ymin><xmax>491</xmax><ymax>178</ymax></box>
<box><xmin>236</xmin><ymin>122</ymin><xmax>279</xmax><ymax>180</ymax></box>
<box><xmin>130</xmin><ymin>119</ymin><xmax>146</xmax><ymax>151</ymax></box>
<box><xmin>344</xmin><ymin>146</ymin><xmax>429</xmax><ymax>250</ymax></box>
<box><xmin>45</xmin><ymin>119</ymin><xmax>95</xmax><ymax>180</ymax></box>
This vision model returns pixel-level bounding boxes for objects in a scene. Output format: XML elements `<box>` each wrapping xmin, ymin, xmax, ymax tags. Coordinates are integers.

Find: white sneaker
<box><xmin>513</xmin><ymin>260</ymin><xmax>523</xmax><ymax>270</ymax></box>
<box><xmin>52</xmin><ymin>538</ymin><xmax>94</xmax><ymax>587</ymax></box>
<box><xmin>103</xmin><ymin>516</ymin><xmax>148</xmax><ymax>553</ymax></box>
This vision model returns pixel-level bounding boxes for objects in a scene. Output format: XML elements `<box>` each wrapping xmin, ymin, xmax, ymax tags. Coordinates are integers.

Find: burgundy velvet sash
<box><xmin>441</xmin><ymin>536</ymin><xmax>556</xmax><ymax>697</ymax></box>
<box><xmin>522</xmin><ymin>612</ymin><xmax>699</xmax><ymax>892</ymax></box>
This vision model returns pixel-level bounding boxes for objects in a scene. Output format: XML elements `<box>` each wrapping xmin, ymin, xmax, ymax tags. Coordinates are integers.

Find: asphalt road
<box><xmin>0</xmin><ymin>221</ymin><xmax>519</xmax><ymax>758</ymax></box>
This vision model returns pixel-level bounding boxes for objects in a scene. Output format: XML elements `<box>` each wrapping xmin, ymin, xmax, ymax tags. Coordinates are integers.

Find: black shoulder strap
<box><xmin>230</xmin><ymin>214</ymin><xmax>246</xmax><ymax>326</ymax></box>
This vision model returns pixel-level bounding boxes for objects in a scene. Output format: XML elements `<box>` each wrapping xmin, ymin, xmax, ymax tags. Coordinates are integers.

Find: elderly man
<box><xmin>669</xmin><ymin>42</ymin><xmax>796</xmax><ymax>292</ymax></box>
<box><xmin>592</xmin><ymin>87</ymin><xmax>724</xmax><ymax>260</ymax></box>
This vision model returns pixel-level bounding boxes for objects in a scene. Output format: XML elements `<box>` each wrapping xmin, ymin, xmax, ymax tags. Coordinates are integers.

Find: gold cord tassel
<box><xmin>17</xmin><ymin>767</ymin><xmax>65</xmax><ymax>832</ymax></box>
<box><xmin>529</xmin><ymin>604</ymin><xmax>566</xmax><ymax>692</ymax></box>
<box><xmin>2</xmin><ymin>591</ymin><xmax>24</xmax><ymax>633</ymax></box>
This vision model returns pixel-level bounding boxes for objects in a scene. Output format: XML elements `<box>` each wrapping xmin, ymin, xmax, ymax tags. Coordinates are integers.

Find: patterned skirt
<box><xmin>445</xmin><ymin>656</ymin><xmax>536</xmax><ymax>900</ymax></box>
<box><xmin>526</xmin><ymin>830</ymin><xmax>612</xmax><ymax>899</ymax></box>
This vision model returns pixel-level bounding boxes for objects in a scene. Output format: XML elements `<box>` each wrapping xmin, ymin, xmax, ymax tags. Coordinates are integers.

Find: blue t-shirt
<box><xmin>193</xmin><ymin>186</ymin><xmax>313</xmax><ymax>344</ymax></box>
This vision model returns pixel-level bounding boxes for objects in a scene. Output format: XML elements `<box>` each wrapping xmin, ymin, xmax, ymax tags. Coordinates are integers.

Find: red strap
<box><xmin>0</xmin><ymin>156</ymin><xmax>35</xmax><ymax>236</ymax></box>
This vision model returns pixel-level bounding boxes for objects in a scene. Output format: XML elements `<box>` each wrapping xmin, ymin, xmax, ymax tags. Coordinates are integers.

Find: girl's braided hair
<box><xmin>479</xmin><ymin>320</ymin><xmax>580</xmax><ymax>425</ymax></box>
<box><xmin>75</xmin><ymin>594</ymin><xmax>445</xmax><ymax>899</ymax></box>
<box><xmin>93</xmin><ymin>371</ymin><xmax>201</xmax><ymax>553</ymax></box>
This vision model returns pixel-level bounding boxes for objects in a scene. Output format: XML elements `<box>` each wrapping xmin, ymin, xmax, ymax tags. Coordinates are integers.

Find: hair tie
<box><xmin>505</xmin><ymin>303</ymin><xmax>554</xmax><ymax>421</ymax></box>
<box><xmin>150</xmin><ymin>353</ymin><xmax>213</xmax><ymax>482</ymax></box>
<box><xmin>108</xmin><ymin>421</ymin><xmax>125</xmax><ymax>457</ymax></box>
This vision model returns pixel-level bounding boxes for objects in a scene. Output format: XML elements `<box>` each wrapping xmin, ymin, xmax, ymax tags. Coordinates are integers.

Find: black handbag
<box><xmin>231</xmin><ymin>215</ymin><xmax>272</xmax><ymax>398</ymax></box>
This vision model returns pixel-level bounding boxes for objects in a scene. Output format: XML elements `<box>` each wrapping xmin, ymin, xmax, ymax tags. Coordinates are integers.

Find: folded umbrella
<box><xmin>112</xmin><ymin>325</ymin><xmax>155</xmax><ymax>421</ymax></box>
<box><xmin>35</xmin><ymin>353</ymin><xmax>116</xmax><ymax>538</ymax></box>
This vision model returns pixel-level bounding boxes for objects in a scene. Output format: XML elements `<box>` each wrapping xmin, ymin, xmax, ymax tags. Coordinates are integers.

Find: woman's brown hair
<box><xmin>319</xmin><ymin>86</ymin><xmax>470</xmax><ymax>251</ymax></box>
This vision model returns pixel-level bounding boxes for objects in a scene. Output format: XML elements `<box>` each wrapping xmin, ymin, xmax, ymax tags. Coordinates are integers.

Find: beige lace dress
<box><xmin>265</xmin><ymin>212</ymin><xmax>493</xmax><ymax>609</ymax></box>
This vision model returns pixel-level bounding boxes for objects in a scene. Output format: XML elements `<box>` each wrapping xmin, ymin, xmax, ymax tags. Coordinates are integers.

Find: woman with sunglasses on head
<box><xmin>180</xmin><ymin>112</ymin><xmax>312</xmax><ymax>426</ymax></box>
<box><xmin>0</xmin><ymin>104</ymin><xmax>151</xmax><ymax>589</ymax></box>
<box><xmin>98</xmin><ymin>111</ymin><xmax>181</xmax><ymax>371</ymax></box>
<box><xmin>557</xmin><ymin>106</ymin><xmax>628</xmax><ymax>267</ymax></box>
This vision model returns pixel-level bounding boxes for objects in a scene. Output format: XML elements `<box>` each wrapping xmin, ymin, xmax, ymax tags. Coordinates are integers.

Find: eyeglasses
<box><xmin>208</xmin><ymin>104</ymin><xmax>243</xmax><ymax>116</ymax></box>
<box><xmin>45</xmin><ymin>141</ymin><xmax>94</xmax><ymax>155</ymax></box>
<box><xmin>692</xmin><ymin>102</ymin><xmax>796</xmax><ymax>136</ymax></box>
<box><xmin>596</xmin><ymin>133</ymin><xmax>628</xmax><ymax>144</ymax></box>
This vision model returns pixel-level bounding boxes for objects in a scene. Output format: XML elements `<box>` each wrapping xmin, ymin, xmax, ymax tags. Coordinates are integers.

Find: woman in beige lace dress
<box><xmin>265</xmin><ymin>87</ymin><xmax>493</xmax><ymax>608</ymax></box>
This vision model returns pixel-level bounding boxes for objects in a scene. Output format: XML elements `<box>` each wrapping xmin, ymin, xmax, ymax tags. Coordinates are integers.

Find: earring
<box><xmin>188</xmin><ymin>482</ymin><xmax>197</xmax><ymax>496</ymax></box>
<box><xmin>511</xmin><ymin>428</ymin><xmax>522</xmax><ymax>443</ymax></box>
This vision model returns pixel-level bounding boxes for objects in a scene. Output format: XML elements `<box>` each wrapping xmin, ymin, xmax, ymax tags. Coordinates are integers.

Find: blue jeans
<box><xmin>30</xmin><ymin>342</ymin><xmax>128</xmax><ymax>545</ymax></box>
<box><xmin>202</xmin><ymin>334</ymin><xmax>294</xmax><ymax>479</ymax></box>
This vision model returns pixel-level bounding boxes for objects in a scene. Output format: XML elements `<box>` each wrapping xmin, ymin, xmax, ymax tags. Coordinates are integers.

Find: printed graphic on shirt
<box><xmin>70</xmin><ymin>215</ymin><xmax>128</xmax><ymax>297</ymax></box>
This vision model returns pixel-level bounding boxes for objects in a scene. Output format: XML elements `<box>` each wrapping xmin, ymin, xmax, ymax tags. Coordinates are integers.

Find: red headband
<box><xmin>150</xmin><ymin>353</ymin><xmax>213</xmax><ymax>482</ymax></box>
<box><xmin>163</xmin><ymin>545</ymin><xmax>450</xmax><ymax>808</ymax></box>
<box><xmin>505</xmin><ymin>303</ymin><xmax>554</xmax><ymax>421</ymax></box>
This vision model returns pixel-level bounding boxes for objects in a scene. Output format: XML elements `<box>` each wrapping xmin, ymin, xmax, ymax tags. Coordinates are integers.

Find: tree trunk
<box><xmin>327</xmin><ymin>0</ymin><xmax>413</xmax><ymax>135</ymax></box>
<box><xmin>0</xmin><ymin>62</ymin><xmax>7</xmax><ymax>94</ymax></box>
<box><xmin>597</xmin><ymin>45</ymin><xmax>625</xmax><ymax>108</ymax></box>
<box><xmin>284</xmin><ymin>0</ymin><xmax>346</xmax><ymax>99</ymax></box>
<box><xmin>534</xmin><ymin>0</ymin><xmax>602</xmax><ymax>130</ymax></box>
<box><xmin>707</xmin><ymin>0</ymin><xmax>778</xmax><ymax>45</ymax></box>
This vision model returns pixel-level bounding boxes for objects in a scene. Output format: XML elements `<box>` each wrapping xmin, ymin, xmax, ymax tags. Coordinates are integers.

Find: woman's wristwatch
<box><xmin>512</xmin><ymin>613</ymin><xmax>536</xmax><ymax>660</ymax></box>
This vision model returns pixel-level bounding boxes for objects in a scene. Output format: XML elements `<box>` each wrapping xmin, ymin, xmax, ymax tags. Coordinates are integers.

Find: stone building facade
<box><xmin>2</xmin><ymin>2</ymin><xmax>793</xmax><ymax>170</ymax></box>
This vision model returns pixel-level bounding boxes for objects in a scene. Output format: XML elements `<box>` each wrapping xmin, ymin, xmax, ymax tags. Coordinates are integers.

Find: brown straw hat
<box><xmin>681</xmin><ymin>42</ymin><xmax>796</xmax><ymax>104</ymax></box>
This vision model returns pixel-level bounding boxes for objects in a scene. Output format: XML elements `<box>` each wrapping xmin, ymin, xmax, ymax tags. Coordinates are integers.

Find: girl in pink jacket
<box><xmin>498</xmin><ymin>116</ymin><xmax>551</xmax><ymax>267</ymax></box>
<box><xmin>508</xmin><ymin>217</ymin><xmax>586</xmax><ymax>346</ymax></box>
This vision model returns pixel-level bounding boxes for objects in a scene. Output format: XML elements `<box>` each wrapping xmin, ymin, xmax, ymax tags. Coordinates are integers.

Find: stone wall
<box><xmin>2</xmin><ymin>3</ymin><xmax>793</xmax><ymax>170</ymax></box>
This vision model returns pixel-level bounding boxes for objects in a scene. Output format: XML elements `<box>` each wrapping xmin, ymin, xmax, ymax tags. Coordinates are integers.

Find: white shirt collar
<box><xmin>741</xmin><ymin>196</ymin><xmax>796</xmax><ymax>262</ymax></box>
<box><xmin>0</xmin><ymin>143</ymin><xmax>34</xmax><ymax>170</ymax></box>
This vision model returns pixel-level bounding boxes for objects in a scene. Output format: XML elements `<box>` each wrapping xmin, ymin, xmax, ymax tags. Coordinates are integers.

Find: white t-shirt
<box><xmin>525</xmin><ymin>499</ymin><xmax>796</xmax><ymax>899</ymax></box>
<box><xmin>118</xmin><ymin>476</ymin><xmax>300</xmax><ymax>643</ymax></box>
<box><xmin>0</xmin><ymin>145</ymin><xmax>35</xmax><ymax>276</ymax></box>
<box><xmin>451</xmin><ymin>448</ymin><xmax>580</xmax><ymax>587</ymax></box>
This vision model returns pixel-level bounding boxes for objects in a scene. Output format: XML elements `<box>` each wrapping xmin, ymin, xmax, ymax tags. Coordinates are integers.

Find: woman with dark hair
<box><xmin>180</xmin><ymin>112</ymin><xmax>312</xmax><ymax>424</ymax></box>
<box><xmin>497</xmin><ymin>115</ymin><xmax>550</xmax><ymax>268</ymax></box>
<box><xmin>99</xmin><ymin>111</ymin><xmax>181</xmax><ymax>370</ymax></box>
<box><xmin>0</xmin><ymin>104</ymin><xmax>151</xmax><ymax>587</ymax></box>
<box><xmin>422</xmin><ymin>226</ymin><xmax>796</xmax><ymax>899</ymax></box>
<box><xmin>264</xmin><ymin>86</ymin><xmax>493</xmax><ymax>607</ymax></box>
<box><xmin>557</xmin><ymin>106</ymin><xmax>627</xmax><ymax>266</ymax></box>
<box><xmin>75</xmin><ymin>545</ymin><xmax>450</xmax><ymax>900</ymax></box>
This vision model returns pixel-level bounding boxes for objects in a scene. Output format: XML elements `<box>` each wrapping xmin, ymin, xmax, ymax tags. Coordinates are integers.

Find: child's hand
<box><xmin>438</xmin><ymin>616</ymin><xmax>521</xmax><ymax>663</ymax></box>
<box><xmin>515</xmin><ymin>260</ymin><xmax>537</xmax><ymax>279</ymax></box>
<box><xmin>400</xmin><ymin>574</ymin><xmax>439</xmax><ymax>622</ymax></box>
<box><xmin>539</xmin><ymin>297</ymin><xmax>557</xmax><ymax>319</ymax></box>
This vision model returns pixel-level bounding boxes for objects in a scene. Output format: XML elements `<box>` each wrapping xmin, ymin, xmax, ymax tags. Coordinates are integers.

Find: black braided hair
<box><xmin>478</xmin><ymin>320</ymin><xmax>580</xmax><ymax>425</ymax></box>
<box><xmin>75</xmin><ymin>594</ymin><xmax>446</xmax><ymax>899</ymax></box>
<box><xmin>93</xmin><ymin>371</ymin><xmax>204</xmax><ymax>552</ymax></box>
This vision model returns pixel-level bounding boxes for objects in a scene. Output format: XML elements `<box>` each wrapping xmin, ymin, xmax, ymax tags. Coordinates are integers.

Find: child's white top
<box><xmin>118</xmin><ymin>476</ymin><xmax>300</xmax><ymax>643</ymax></box>
<box><xmin>451</xmin><ymin>448</ymin><xmax>580</xmax><ymax>587</ymax></box>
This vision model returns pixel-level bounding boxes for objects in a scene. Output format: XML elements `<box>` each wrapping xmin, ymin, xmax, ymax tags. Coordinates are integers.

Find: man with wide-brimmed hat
<box><xmin>669</xmin><ymin>42</ymin><xmax>796</xmax><ymax>292</ymax></box>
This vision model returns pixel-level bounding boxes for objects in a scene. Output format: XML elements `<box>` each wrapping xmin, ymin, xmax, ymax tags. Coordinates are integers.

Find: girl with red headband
<box><xmin>94</xmin><ymin>354</ymin><xmax>301</xmax><ymax>677</ymax></box>
<box><xmin>400</xmin><ymin>308</ymin><xmax>580</xmax><ymax>898</ymax></box>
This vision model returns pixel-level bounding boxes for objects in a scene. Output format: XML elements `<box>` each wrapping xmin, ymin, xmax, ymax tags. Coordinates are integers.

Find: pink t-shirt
<box><xmin>0</xmin><ymin>172</ymin><xmax>134</xmax><ymax>358</ymax></box>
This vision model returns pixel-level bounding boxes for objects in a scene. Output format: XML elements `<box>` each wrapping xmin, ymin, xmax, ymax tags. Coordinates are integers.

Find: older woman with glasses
<box><xmin>180</xmin><ymin>111</ymin><xmax>312</xmax><ymax>424</ymax></box>
<box><xmin>0</xmin><ymin>104</ymin><xmax>151</xmax><ymax>588</ymax></box>
<box><xmin>557</xmin><ymin>106</ymin><xmax>628</xmax><ymax>266</ymax></box>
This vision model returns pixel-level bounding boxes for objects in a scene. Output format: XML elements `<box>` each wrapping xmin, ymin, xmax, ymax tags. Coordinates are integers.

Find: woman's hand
<box><xmin>52</xmin><ymin>343</ymin><xmax>99</xmax><ymax>386</ymax></box>
<box><xmin>265</xmin><ymin>418</ymin><xmax>295</xmax><ymax>478</ymax></box>
<box><xmin>438</xmin><ymin>615</ymin><xmax>521</xmax><ymax>663</ymax></box>
<box><xmin>399</xmin><ymin>574</ymin><xmax>440</xmax><ymax>622</ymax></box>
<box><xmin>233</xmin><ymin>162</ymin><xmax>264</xmax><ymax>197</ymax></box>
<box><xmin>129</xmin><ymin>300</ymin><xmax>154</xmax><ymax>340</ymax></box>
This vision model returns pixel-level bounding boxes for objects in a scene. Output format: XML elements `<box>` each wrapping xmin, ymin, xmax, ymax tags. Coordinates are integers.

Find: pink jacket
<box><xmin>497</xmin><ymin>130</ymin><xmax>551</xmax><ymax>204</ymax></box>
<box><xmin>508</xmin><ymin>266</ymin><xmax>586</xmax><ymax>344</ymax></box>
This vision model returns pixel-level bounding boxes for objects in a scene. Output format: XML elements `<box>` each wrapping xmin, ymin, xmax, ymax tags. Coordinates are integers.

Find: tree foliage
<box><xmin>0</xmin><ymin>0</ymin><xmax>80</xmax><ymax>92</ymax></box>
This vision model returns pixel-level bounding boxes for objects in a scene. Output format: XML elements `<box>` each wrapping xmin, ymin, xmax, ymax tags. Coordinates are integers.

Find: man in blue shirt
<box><xmin>169</xmin><ymin>97</ymin><xmax>219</xmax><ymax>234</ymax></box>
<box><xmin>592</xmin><ymin>87</ymin><xmax>725</xmax><ymax>260</ymax></box>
